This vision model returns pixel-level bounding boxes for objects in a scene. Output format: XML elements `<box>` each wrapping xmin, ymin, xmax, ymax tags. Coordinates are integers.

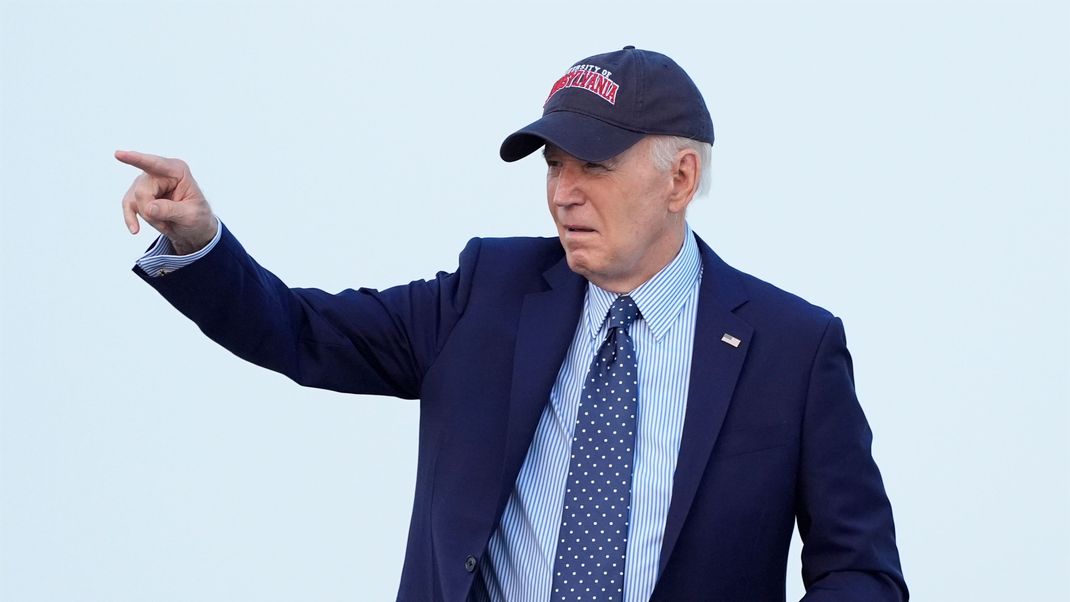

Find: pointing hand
<box><xmin>116</xmin><ymin>150</ymin><xmax>217</xmax><ymax>255</ymax></box>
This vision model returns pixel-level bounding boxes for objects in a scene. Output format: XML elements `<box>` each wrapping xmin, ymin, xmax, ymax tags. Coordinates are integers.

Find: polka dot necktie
<box><xmin>550</xmin><ymin>295</ymin><xmax>641</xmax><ymax>602</ymax></box>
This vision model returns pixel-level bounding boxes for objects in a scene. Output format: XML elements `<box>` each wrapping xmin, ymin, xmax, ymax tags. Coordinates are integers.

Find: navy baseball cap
<box><xmin>500</xmin><ymin>46</ymin><xmax>714</xmax><ymax>163</ymax></box>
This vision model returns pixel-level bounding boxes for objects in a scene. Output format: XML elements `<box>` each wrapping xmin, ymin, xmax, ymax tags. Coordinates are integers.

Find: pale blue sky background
<box><xmin>1</xmin><ymin>0</ymin><xmax>1067</xmax><ymax>600</ymax></box>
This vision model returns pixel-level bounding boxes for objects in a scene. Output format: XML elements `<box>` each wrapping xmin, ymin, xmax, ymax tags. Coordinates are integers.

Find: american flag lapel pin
<box><xmin>721</xmin><ymin>333</ymin><xmax>742</xmax><ymax>348</ymax></box>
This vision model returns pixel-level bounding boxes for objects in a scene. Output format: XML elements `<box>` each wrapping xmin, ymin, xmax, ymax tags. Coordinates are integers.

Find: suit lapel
<box><xmin>657</xmin><ymin>235</ymin><xmax>753</xmax><ymax>576</ymax></box>
<box><xmin>495</xmin><ymin>257</ymin><xmax>586</xmax><ymax>516</ymax></box>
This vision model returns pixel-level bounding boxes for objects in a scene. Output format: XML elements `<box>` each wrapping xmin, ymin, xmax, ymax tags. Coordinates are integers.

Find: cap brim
<box><xmin>500</xmin><ymin>111</ymin><xmax>646</xmax><ymax>163</ymax></box>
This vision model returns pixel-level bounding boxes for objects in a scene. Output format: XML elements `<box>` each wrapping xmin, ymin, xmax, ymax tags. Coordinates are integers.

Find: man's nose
<box><xmin>551</xmin><ymin>163</ymin><xmax>585</xmax><ymax>207</ymax></box>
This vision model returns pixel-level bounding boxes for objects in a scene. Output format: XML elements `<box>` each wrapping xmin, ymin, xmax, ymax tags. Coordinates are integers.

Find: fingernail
<box><xmin>146</xmin><ymin>204</ymin><xmax>156</xmax><ymax>217</ymax></box>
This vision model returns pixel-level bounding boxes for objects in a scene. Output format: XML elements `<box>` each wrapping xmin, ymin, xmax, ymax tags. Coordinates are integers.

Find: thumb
<box><xmin>146</xmin><ymin>197</ymin><xmax>185</xmax><ymax>222</ymax></box>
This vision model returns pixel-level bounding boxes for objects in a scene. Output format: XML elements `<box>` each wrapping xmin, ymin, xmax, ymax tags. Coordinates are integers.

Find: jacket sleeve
<box><xmin>796</xmin><ymin>317</ymin><xmax>909</xmax><ymax>601</ymax></box>
<box><xmin>133</xmin><ymin>222</ymin><xmax>479</xmax><ymax>399</ymax></box>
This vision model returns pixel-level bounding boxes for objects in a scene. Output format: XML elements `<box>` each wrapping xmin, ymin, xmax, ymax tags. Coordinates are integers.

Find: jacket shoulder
<box><xmin>737</xmin><ymin>268</ymin><xmax>835</xmax><ymax>326</ymax></box>
<box><xmin>695</xmin><ymin>233</ymin><xmax>835</xmax><ymax>330</ymax></box>
<box><xmin>697</xmin><ymin>243</ymin><xmax>836</xmax><ymax>346</ymax></box>
<box><xmin>455</xmin><ymin>236</ymin><xmax>565</xmax><ymax>283</ymax></box>
<box><xmin>463</xmin><ymin>236</ymin><xmax>564</xmax><ymax>266</ymax></box>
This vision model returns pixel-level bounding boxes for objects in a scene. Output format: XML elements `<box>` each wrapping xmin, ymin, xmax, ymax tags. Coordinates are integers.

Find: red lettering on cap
<box><xmin>544</xmin><ymin>65</ymin><xmax>620</xmax><ymax>106</ymax></box>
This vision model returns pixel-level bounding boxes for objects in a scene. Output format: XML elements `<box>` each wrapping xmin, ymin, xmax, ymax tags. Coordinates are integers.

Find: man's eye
<box><xmin>585</xmin><ymin>162</ymin><xmax>608</xmax><ymax>171</ymax></box>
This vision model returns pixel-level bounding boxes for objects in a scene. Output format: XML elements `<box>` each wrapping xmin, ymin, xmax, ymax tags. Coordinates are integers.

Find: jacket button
<box><xmin>464</xmin><ymin>556</ymin><xmax>477</xmax><ymax>572</ymax></box>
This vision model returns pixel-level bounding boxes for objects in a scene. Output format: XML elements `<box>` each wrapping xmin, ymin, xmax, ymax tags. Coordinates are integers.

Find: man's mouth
<box><xmin>565</xmin><ymin>225</ymin><xmax>595</xmax><ymax>233</ymax></box>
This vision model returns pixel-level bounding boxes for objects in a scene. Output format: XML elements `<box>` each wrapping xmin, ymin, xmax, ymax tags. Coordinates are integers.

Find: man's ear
<box><xmin>667</xmin><ymin>149</ymin><xmax>700</xmax><ymax>213</ymax></box>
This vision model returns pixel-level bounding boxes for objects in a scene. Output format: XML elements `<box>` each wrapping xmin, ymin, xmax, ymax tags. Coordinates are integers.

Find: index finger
<box><xmin>114</xmin><ymin>150</ymin><xmax>184</xmax><ymax>178</ymax></box>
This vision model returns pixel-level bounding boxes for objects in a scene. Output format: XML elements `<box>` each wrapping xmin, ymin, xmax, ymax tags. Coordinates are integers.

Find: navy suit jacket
<box><xmin>136</xmin><ymin>223</ymin><xmax>907</xmax><ymax>601</ymax></box>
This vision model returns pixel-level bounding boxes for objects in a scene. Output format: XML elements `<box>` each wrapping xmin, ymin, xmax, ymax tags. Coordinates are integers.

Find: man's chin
<box><xmin>566</xmin><ymin>249</ymin><xmax>611</xmax><ymax>283</ymax></box>
<box><xmin>563</xmin><ymin>252</ymin><xmax>593</xmax><ymax>279</ymax></box>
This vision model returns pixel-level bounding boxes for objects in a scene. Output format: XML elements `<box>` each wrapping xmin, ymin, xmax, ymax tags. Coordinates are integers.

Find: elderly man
<box><xmin>118</xmin><ymin>47</ymin><xmax>907</xmax><ymax>601</ymax></box>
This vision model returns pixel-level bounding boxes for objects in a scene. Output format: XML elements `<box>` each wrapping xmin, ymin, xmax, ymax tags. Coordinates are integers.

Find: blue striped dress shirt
<box><xmin>475</xmin><ymin>225</ymin><xmax>702</xmax><ymax>602</ymax></box>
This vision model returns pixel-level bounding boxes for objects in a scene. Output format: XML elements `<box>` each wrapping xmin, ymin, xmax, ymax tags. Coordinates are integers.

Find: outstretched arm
<box><xmin>117</xmin><ymin>150</ymin><xmax>476</xmax><ymax>399</ymax></box>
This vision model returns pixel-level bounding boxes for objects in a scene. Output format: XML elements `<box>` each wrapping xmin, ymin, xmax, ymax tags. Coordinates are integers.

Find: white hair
<box><xmin>648</xmin><ymin>135</ymin><xmax>712</xmax><ymax>198</ymax></box>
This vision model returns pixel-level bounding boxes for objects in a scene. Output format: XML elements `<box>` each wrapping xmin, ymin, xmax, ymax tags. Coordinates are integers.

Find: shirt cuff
<box><xmin>134</xmin><ymin>217</ymin><xmax>223</xmax><ymax>277</ymax></box>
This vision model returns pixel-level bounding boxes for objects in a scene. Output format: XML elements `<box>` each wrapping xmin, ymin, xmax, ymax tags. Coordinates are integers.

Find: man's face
<box><xmin>545</xmin><ymin>137</ymin><xmax>686</xmax><ymax>292</ymax></box>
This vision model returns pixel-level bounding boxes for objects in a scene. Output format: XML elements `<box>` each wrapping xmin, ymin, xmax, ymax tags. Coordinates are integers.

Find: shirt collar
<box><xmin>584</xmin><ymin>223</ymin><xmax>702</xmax><ymax>342</ymax></box>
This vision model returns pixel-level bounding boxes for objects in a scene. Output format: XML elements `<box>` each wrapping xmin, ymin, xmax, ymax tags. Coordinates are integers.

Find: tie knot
<box><xmin>606</xmin><ymin>295</ymin><xmax>640</xmax><ymax>331</ymax></box>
